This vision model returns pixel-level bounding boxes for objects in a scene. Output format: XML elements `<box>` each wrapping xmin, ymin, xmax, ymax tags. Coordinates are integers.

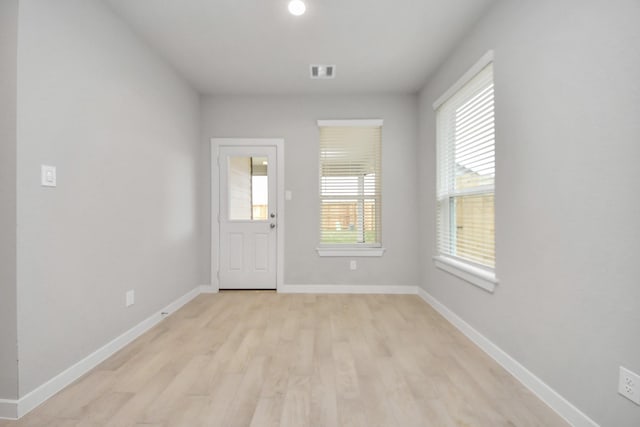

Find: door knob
<box><xmin>270</xmin><ymin>223</ymin><xmax>276</xmax><ymax>229</ymax></box>
<box><xmin>270</xmin><ymin>213</ymin><xmax>276</xmax><ymax>218</ymax></box>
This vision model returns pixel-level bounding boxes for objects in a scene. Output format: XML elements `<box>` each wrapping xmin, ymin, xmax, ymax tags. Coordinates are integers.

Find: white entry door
<box><xmin>218</xmin><ymin>145</ymin><xmax>277</xmax><ymax>289</ymax></box>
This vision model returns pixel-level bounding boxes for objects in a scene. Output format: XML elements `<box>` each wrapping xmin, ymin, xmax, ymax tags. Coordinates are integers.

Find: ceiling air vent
<box><xmin>310</xmin><ymin>64</ymin><xmax>336</xmax><ymax>79</ymax></box>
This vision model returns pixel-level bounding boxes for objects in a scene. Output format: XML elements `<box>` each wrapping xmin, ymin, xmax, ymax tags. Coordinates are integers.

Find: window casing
<box><xmin>434</xmin><ymin>52</ymin><xmax>496</xmax><ymax>290</ymax></box>
<box><xmin>317</xmin><ymin>120</ymin><xmax>383</xmax><ymax>256</ymax></box>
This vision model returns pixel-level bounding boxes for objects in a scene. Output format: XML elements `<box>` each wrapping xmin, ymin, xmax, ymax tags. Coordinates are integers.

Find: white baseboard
<box><xmin>416</xmin><ymin>287</ymin><xmax>599</xmax><ymax>427</ymax></box>
<box><xmin>279</xmin><ymin>284</ymin><xmax>418</xmax><ymax>294</ymax></box>
<box><xmin>0</xmin><ymin>399</ymin><xmax>17</xmax><ymax>420</ymax></box>
<box><xmin>0</xmin><ymin>286</ymin><xmax>202</xmax><ymax>420</ymax></box>
<box><xmin>199</xmin><ymin>284</ymin><xmax>219</xmax><ymax>294</ymax></box>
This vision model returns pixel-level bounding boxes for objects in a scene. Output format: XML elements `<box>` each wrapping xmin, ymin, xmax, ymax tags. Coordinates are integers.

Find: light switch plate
<box><xmin>126</xmin><ymin>290</ymin><xmax>135</xmax><ymax>307</ymax></box>
<box><xmin>285</xmin><ymin>190</ymin><xmax>292</xmax><ymax>201</ymax></box>
<box><xmin>41</xmin><ymin>165</ymin><xmax>56</xmax><ymax>187</ymax></box>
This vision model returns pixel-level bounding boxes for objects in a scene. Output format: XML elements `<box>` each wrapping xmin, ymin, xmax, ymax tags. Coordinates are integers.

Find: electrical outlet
<box><xmin>125</xmin><ymin>290</ymin><xmax>135</xmax><ymax>307</ymax></box>
<box><xmin>350</xmin><ymin>260</ymin><xmax>357</xmax><ymax>270</ymax></box>
<box><xmin>619</xmin><ymin>366</ymin><xmax>640</xmax><ymax>405</ymax></box>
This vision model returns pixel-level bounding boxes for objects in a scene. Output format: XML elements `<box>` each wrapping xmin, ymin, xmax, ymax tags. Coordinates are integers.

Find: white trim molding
<box><xmin>0</xmin><ymin>400</ymin><xmax>17</xmax><ymax>420</ymax></box>
<box><xmin>317</xmin><ymin>119</ymin><xmax>383</xmax><ymax>127</ymax></box>
<box><xmin>279</xmin><ymin>284</ymin><xmax>416</xmax><ymax>294</ymax></box>
<box><xmin>0</xmin><ymin>286</ymin><xmax>202</xmax><ymax>420</ymax></box>
<box><xmin>433</xmin><ymin>50</ymin><xmax>494</xmax><ymax>110</ymax></box>
<box><xmin>433</xmin><ymin>255</ymin><xmax>497</xmax><ymax>292</ymax></box>
<box><xmin>316</xmin><ymin>247</ymin><xmax>386</xmax><ymax>257</ymax></box>
<box><xmin>417</xmin><ymin>287</ymin><xmax>599</xmax><ymax>427</ymax></box>
<box><xmin>199</xmin><ymin>284</ymin><xmax>219</xmax><ymax>294</ymax></box>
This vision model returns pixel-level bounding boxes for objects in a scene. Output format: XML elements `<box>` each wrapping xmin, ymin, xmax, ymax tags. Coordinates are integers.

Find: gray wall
<box><xmin>16</xmin><ymin>0</ymin><xmax>202</xmax><ymax>395</ymax></box>
<box><xmin>201</xmin><ymin>95</ymin><xmax>419</xmax><ymax>287</ymax></box>
<box><xmin>0</xmin><ymin>0</ymin><xmax>19</xmax><ymax>401</ymax></box>
<box><xmin>418</xmin><ymin>0</ymin><xmax>640</xmax><ymax>425</ymax></box>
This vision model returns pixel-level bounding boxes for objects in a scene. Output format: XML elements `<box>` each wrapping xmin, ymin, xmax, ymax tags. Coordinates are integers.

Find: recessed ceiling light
<box><xmin>288</xmin><ymin>0</ymin><xmax>306</xmax><ymax>16</ymax></box>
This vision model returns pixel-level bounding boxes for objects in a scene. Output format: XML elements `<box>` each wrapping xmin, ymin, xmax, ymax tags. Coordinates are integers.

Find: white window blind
<box><xmin>318</xmin><ymin>121</ymin><xmax>382</xmax><ymax>247</ymax></box>
<box><xmin>436</xmin><ymin>62</ymin><xmax>495</xmax><ymax>269</ymax></box>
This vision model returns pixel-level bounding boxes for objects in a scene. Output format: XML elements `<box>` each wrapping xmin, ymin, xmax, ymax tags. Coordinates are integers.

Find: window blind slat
<box><xmin>436</xmin><ymin>63</ymin><xmax>495</xmax><ymax>269</ymax></box>
<box><xmin>319</xmin><ymin>124</ymin><xmax>382</xmax><ymax>246</ymax></box>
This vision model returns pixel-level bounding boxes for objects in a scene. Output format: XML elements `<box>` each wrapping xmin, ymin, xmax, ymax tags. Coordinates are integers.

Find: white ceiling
<box><xmin>105</xmin><ymin>0</ymin><xmax>496</xmax><ymax>95</ymax></box>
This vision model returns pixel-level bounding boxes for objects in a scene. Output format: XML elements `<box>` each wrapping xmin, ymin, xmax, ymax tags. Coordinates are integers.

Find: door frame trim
<box><xmin>210</xmin><ymin>138</ymin><xmax>285</xmax><ymax>292</ymax></box>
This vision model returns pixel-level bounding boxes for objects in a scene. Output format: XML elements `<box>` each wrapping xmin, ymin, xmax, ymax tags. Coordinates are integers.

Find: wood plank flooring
<box><xmin>0</xmin><ymin>292</ymin><xmax>568</xmax><ymax>426</ymax></box>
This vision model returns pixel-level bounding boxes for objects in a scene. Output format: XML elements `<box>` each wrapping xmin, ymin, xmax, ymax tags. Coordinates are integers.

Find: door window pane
<box><xmin>228</xmin><ymin>156</ymin><xmax>268</xmax><ymax>220</ymax></box>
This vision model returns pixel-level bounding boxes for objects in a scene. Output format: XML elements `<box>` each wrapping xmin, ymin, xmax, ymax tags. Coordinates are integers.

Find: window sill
<box><xmin>316</xmin><ymin>247</ymin><xmax>386</xmax><ymax>257</ymax></box>
<box><xmin>433</xmin><ymin>255</ymin><xmax>497</xmax><ymax>293</ymax></box>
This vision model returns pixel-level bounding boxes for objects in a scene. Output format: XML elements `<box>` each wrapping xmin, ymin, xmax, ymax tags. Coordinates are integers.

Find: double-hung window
<box><xmin>434</xmin><ymin>52</ymin><xmax>497</xmax><ymax>291</ymax></box>
<box><xmin>316</xmin><ymin>120</ymin><xmax>384</xmax><ymax>257</ymax></box>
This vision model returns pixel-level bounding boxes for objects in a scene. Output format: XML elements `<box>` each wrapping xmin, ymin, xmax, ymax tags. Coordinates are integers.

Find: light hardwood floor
<box><xmin>0</xmin><ymin>292</ymin><xmax>568</xmax><ymax>427</ymax></box>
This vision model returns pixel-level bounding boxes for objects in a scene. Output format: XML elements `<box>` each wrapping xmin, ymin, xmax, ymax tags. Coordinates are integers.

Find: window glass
<box><xmin>228</xmin><ymin>156</ymin><xmax>269</xmax><ymax>221</ymax></box>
